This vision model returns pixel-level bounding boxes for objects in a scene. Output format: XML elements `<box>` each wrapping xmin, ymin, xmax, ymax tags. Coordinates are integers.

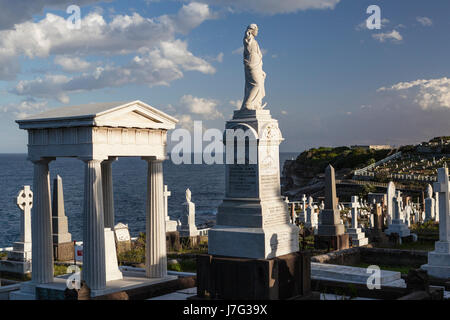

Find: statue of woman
<box><xmin>241</xmin><ymin>24</ymin><xmax>266</xmax><ymax>110</ymax></box>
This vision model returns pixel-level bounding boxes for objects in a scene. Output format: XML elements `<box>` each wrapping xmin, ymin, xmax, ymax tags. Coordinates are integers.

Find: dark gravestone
<box><xmin>196</xmin><ymin>252</ymin><xmax>311</xmax><ymax>300</ymax></box>
<box><xmin>315</xmin><ymin>165</ymin><xmax>348</xmax><ymax>251</ymax></box>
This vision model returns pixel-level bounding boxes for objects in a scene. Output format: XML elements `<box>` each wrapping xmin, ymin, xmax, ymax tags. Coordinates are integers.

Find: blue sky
<box><xmin>1</xmin><ymin>0</ymin><xmax>450</xmax><ymax>153</ymax></box>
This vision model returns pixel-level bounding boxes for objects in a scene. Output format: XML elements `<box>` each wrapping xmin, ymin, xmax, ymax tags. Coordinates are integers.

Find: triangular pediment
<box><xmin>16</xmin><ymin>100</ymin><xmax>178</xmax><ymax>130</ymax></box>
<box><xmin>94</xmin><ymin>101</ymin><xmax>177</xmax><ymax>130</ymax></box>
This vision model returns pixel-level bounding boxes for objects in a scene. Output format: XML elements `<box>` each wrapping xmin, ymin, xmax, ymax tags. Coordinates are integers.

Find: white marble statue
<box><xmin>241</xmin><ymin>24</ymin><xmax>266</xmax><ymax>110</ymax></box>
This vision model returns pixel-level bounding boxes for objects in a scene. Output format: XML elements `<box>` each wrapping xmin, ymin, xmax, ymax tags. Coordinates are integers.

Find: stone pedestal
<box><xmin>196</xmin><ymin>252</ymin><xmax>311</xmax><ymax>300</ymax></box>
<box><xmin>208</xmin><ymin>109</ymin><xmax>299</xmax><ymax>259</ymax></box>
<box><xmin>104</xmin><ymin>228</ymin><xmax>123</xmax><ymax>282</ymax></box>
<box><xmin>347</xmin><ymin>228</ymin><xmax>369</xmax><ymax>246</ymax></box>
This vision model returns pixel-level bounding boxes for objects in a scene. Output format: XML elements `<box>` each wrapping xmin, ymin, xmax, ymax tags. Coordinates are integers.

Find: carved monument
<box><xmin>197</xmin><ymin>25</ymin><xmax>309</xmax><ymax>300</ymax></box>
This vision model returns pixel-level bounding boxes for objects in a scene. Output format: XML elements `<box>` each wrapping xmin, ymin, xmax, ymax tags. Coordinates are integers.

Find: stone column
<box><xmin>144</xmin><ymin>159</ymin><xmax>167</xmax><ymax>278</ymax></box>
<box><xmin>101</xmin><ymin>158</ymin><xmax>117</xmax><ymax>229</ymax></box>
<box><xmin>81</xmin><ymin>158</ymin><xmax>106</xmax><ymax>291</ymax></box>
<box><xmin>31</xmin><ymin>158</ymin><xmax>54</xmax><ymax>284</ymax></box>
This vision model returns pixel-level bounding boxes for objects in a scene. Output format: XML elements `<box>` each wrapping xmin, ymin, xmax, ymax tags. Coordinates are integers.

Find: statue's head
<box><xmin>246</xmin><ymin>23</ymin><xmax>258</xmax><ymax>38</ymax></box>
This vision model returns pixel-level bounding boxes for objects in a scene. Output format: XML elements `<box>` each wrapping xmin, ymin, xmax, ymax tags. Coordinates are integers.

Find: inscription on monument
<box><xmin>227</xmin><ymin>164</ymin><xmax>258</xmax><ymax>198</ymax></box>
<box><xmin>263</xmin><ymin>204</ymin><xmax>289</xmax><ymax>227</ymax></box>
<box><xmin>260</xmin><ymin>174</ymin><xmax>280</xmax><ymax>198</ymax></box>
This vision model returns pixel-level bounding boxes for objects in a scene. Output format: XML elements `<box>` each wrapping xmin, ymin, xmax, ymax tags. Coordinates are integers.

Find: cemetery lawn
<box><xmin>374</xmin><ymin>241</ymin><xmax>435</xmax><ymax>251</ymax></box>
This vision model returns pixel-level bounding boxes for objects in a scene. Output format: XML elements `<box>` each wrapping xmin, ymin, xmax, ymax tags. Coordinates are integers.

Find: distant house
<box><xmin>351</xmin><ymin>145</ymin><xmax>392</xmax><ymax>151</ymax></box>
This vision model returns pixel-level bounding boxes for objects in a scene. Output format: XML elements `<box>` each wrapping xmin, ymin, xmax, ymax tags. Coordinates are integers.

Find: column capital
<box><xmin>102</xmin><ymin>156</ymin><xmax>118</xmax><ymax>164</ymax></box>
<box><xmin>141</xmin><ymin>156</ymin><xmax>165</xmax><ymax>163</ymax></box>
<box><xmin>78</xmin><ymin>156</ymin><xmax>108</xmax><ymax>163</ymax></box>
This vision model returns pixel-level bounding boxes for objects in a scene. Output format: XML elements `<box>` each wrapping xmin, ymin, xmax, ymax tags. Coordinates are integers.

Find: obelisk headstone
<box><xmin>315</xmin><ymin>165</ymin><xmax>349</xmax><ymax>250</ymax></box>
<box><xmin>51</xmin><ymin>175</ymin><xmax>73</xmax><ymax>261</ymax></box>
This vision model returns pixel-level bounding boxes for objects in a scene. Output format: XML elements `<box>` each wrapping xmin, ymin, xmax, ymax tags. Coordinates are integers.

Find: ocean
<box><xmin>0</xmin><ymin>153</ymin><xmax>297</xmax><ymax>247</ymax></box>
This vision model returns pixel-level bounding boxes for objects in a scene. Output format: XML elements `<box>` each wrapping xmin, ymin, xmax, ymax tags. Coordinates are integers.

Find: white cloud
<box><xmin>176</xmin><ymin>114</ymin><xmax>195</xmax><ymax>131</ymax></box>
<box><xmin>215</xmin><ymin>52</ymin><xmax>224</xmax><ymax>63</ymax></box>
<box><xmin>232</xmin><ymin>46</ymin><xmax>244</xmax><ymax>55</ymax></box>
<box><xmin>372</xmin><ymin>30</ymin><xmax>403</xmax><ymax>43</ymax></box>
<box><xmin>12</xmin><ymin>39</ymin><xmax>215</xmax><ymax>102</ymax></box>
<box><xmin>378</xmin><ymin>77</ymin><xmax>450</xmax><ymax>110</ymax></box>
<box><xmin>0</xmin><ymin>3</ymin><xmax>215</xmax><ymax>80</ymax></box>
<box><xmin>179</xmin><ymin>94</ymin><xmax>223</xmax><ymax>119</ymax></box>
<box><xmin>229</xmin><ymin>99</ymin><xmax>242</xmax><ymax>110</ymax></box>
<box><xmin>3</xmin><ymin>3</ymin><xmax>217</xmax><ymax>102</ymax></box>
<box><xmin>281</xmin><ymin>110</ymin><xmax>288</xmax><ymax>115</ymax></box>
<box><xmin>197</xmin><ymin>0</ymin><xmax>340</xmax><ymax>14</ymax></box>
<box><xmin>54</xmin><ymin>56</ymin><xmax>91</xmax><ymax>72</ymax></box>
<box><xmin>0</xmin><ymin>99</ymin><xmax>49</xmax><ymax>119</ymax></box>
<box><xmin>0</xmin><ymin>0</ymin><xmax>113</xmax><ymax>30</ymax></box>
<box><xmin>417</xmin><ymin>16</ymin><xmax>433</xmax><ymax>27</ymax></box>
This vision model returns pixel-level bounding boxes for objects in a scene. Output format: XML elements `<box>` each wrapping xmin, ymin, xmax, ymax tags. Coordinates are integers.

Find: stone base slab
<box><xmin>421</xmin><ymin>249</ymin><xmax>450</xmax><ymax>279</ymax></box>
<box><xmin>311</xmin><ymin>262</ymin><xmax>402</xmax><ymax>285</ymax></box>
<box><xmin>421</xmin><ymin>264</ymin><xmax>450</xmax><ymax>280</ymax></box>
<box><xmin>385</xmin><ymin>222</ymin><xmax>410</xmax><ymax>238</ymax></box>
<box><xmin>208</xmin><ymin>225</ymin><xmax>299</xmax><ymax>259</ymax></box>
<box><xmin>196</xmin><ymin>251</ymin><xmax>311</xmax><ymax>300</ymax></box>
<box><xmin>351</xmin><ymin>237</ymin><xmax>369</xmax><ymax>247</ymax></box>
<box><xmin>314</xmin><ymin>234</ymin><xmax>349</xmax><ymax>251</ymax></box>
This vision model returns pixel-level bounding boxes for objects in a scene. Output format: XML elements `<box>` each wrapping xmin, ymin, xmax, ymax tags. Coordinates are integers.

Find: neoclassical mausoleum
<box><xmin>14</xmin><ymin>100</ymin><xmax>177</xmax><ymax>298</ymax></box>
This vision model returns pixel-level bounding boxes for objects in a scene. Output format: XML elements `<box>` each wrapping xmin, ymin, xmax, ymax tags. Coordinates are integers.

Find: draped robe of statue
<box><xmin>241</xmin><ymin>29</ymin><xmax>266</xmax><ymax>110</ymax></box>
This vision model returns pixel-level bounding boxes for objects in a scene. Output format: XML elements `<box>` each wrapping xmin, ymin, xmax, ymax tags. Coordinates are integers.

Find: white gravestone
<box><xmin>179</xmin><ymin>189</ymin><xmax>199</xmax><ymax>237</ymax></box>
<box><xmin>305</xmin><ymin>196</ymin><xmax>317</xmax><ymax>230</ymax></box>
<box><xmin>404</xmin><ymin>205</ymin><xmax>412</xmax><ymax>227</ymax></box>
<box><xmin>385</xmin><ymin>195</ymin><xmax>410</xmax><ymax>238</ymax></box>
<box><xmin>347</xmin><ymin>196</ymin><xmax>368</xmax><ymax>246</ymax></box>
<box><xmin>163</xmin><ymin>185</ymin><xmax>178</xmax><ymax>233</ymax></box>
<box><xmin>422</xmin><ymin>167</ymin><xmax>450</xmax><ymax>279</ymax></box>
<box><xmin>434</xmin><ymin>191</ymin><xmax>440</xmax><ymax>222</ymax></box>
<box><xmin>425</xmin><ymin>184</ymin><xmax>435</xmax><ymax>222</ymax></box>
<box><xmin>386</xmin><ymin>182</ymin><xmax>396</xmax><ymax>225</ymax></box>
<box><xmin>0</xmin><ymin>186</ymin><xmax>33</xmax><ymax>274</ymax></box>
<box><xmin>299</xmin><ymin>194</ymin><xmax>307</xmax><ymax>223</ymax></box>
<box><xmin>113</xmin><ymin>222</ymin><xmax>131</xmax><ymax>254</ymax></box>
